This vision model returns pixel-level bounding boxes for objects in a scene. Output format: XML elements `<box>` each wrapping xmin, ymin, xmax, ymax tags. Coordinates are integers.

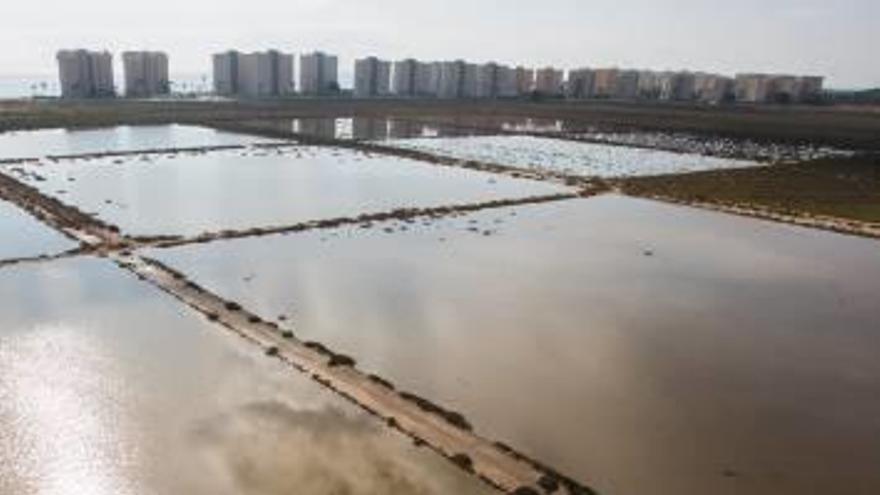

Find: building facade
<box><xmin>122</xmin><ymin>51</ymin><xmax>169</xmax><ymax>98</ymax></box>
<box><xmin>534</xmin><ymin>67</ymin><xmax>563</xmax><ymax>96</ymax></box>
<box><xmin>659</xmin><ymin>72</ymin><xmax>696</xmax><ymax>101</ymax></box>
<box><xmin>436</xmin><ymin>60</ymin><xmax>467</xmax><ymax>99</ymax></box>
<box><xmin>354</xmin><ymin>57</ymin><xmax>391</xmax><ymax>98</ymax></box>
<box><xmin>213</xmin><ymin>50</ymin><xmax>293</xmax><ymax>98</ymax></box>
<box><xmin>392</xmin><ymin>59</ymin><xmax>419</xmax><ymax>96</ymax></box>
<box><xmin>515</xmin><ymin>67</ymin><xmax>534</xmax><ymax>95</ymax></box>
<box><xmin>694</xmin><ymin>73</ymin><xmax>733</xmax><ymax>103</ymax></box>
<box><xmin>213</xmin><ymin>51</ymin><xmax>240</xmax><ymax>95</ymax></box>
<box><xmin>591</xmin><ymin>69</ymin><xmax>619</xmax><ymax>98</ymax></box>
<box><xmin>299</xmin><ymin>52</ymin><xmax>339</xmax><ymax>95</ymax></box>
<box><xmin>735</xmin><ymin>74</ymin><xmax>824</xmax><ymax>103</ymax></box>
<box><xmin>57</xmin><ymin>50</ymin><xmax>115</xmax><ymax>98</ymax></box>
<box><xmin>567</xmin><ymin>68</ymin><xmax>595</xmax><ymax>99</ymax></box>
<box><xmin>614</xmin><ymin>70</ymin><xmax>640</xmax><ymax>99</ymax></box>
<box><xmin>475</xmin><ymin>63</ymin><xmax>500</xmax><ymax>98</ymax></box>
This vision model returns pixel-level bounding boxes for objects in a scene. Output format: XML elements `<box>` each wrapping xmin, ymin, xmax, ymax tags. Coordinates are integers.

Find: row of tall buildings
<box><xmin>385</xmin><ymin>60</ymin><xmax>540</xmax><ymax>99</ymax></box>
<box><xmin>56</xmin><ymin>49</ymin><xmax>824</xmax><ymax>104</ymax></box>
<box><xmin>213</xmin><ymin>51</ymin><xmax>339</xmax><ymax>97</ymax></box>
<box><xmin>353</xmin><ymin>58</ymin><xmax>823</xmax><ymax>103</ymax></box>
<box><xmin>566</xmin><ymin>69</ymin><xmax>824</xmax><ymax>103</ymax></box>
<box><xmin>57</xmin><ymin>50</ymin><xmax>169</xmax><ymax>98</ymax></box>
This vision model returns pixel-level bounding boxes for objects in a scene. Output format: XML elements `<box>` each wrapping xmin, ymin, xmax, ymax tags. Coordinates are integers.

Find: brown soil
<box><xmin>619</xmin><ymin>154</ymin><xmax>880</xmax><ymax>238</ymax></box>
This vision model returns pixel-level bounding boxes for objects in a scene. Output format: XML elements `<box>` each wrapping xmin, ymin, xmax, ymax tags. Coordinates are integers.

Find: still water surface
<box><xmin>150</xmin><ymin>195</ymin><xmax>880</xmax><ymax>495</ymax></box>
<box><xmin>13</xmin><ymin>146</ymin><xmax>566</xmax><ymax>237</ymax></box>
<box><xmin>0</xmin><ymin>199</ymin><xmax>76</xmax><ymax>260</ymax></box>
<box><xmin>253</xmin><ymin>117</ymin><xmax>498</xmax><ymax>140</ymax></box>
<box><xmin>0</xmin><ymin>257</ymin><xmax>494</xmax><ymax>495</ymax></box>
<box><xmin>0</xmin><ymin>125</ymin><xmax>272</xmax><ymax>161</ymax></box>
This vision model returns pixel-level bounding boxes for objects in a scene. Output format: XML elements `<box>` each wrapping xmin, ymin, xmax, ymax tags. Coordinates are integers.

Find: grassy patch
<box><xmin>621</xmin><ymin>154</ymin><xmax>880</xmax><ymax>223</ymax></box>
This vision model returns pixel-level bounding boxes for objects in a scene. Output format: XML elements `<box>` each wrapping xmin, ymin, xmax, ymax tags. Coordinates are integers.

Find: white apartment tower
<box><xmin>239</xmin><ymin>51</ymin><xmax>294</xmax><ymax>97</ymax></box>
<box><xmin>213</xmin><ymin>50</ymin><xmax>293</xmax><ymax>98</ymax></box>
<box><xmin>475</xmin><ymin>63</ymin><xmax>501</xmax><ymax>98</ymax></box>
<box><xmin>300</xmin><ymin>52</ymin><xmax>339</xmax><ymax>95</ymax></box>
<box><xmin>392</xmin><ymin>59</ymin><xmax>419</xmax><ymax>96</ymax></box>
<box><xmin>394</xmin><ymin>59</ymin><xmax>440</xmax><ymax>97</ymax></box>
<box><xmin>354</xmin><ymin>57</ymin><xmax>391</xmax><ymax>98</ymax></box>
<box><xmin>122</xmin><ymin>51</ymin><xmax>169</xmax><ymax>98</ymax></box>
<box><xmin>213</xmin><ymin>51</ymin><xmax>240</xmax><ymax>95</ymax></box>
<box><xmin>437</xmin><ymin>60</ymin><xmax>467</xmax><ymax>99</ymax></box>
<box><xmin>57</xmin><ymin>50</ymin><xmax>115</xmax><ymax>98</ymax></box>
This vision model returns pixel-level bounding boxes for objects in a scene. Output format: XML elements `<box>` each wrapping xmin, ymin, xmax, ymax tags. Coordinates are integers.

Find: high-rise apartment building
<box><xmin>392</xmin><ymin>59</ymin><xmax>419</xmax><ymax>96</ymax></box>
<box><xmin>591</xmin><ymin>69</ymin><xmax>619</xmax><ymax>98</ymax></box>
<box><xmin>567</xmin><ymin>68</ymin><xmax>595</xmax><ymax>99</ymax></box>
<box><xmin>659</xmin><ymin>72</ymin><xmax>696</xmax><ymax>101</ymax></box>
<box><xmin>394</xmin><ymin>60</ymin><xmax>441</xmax><ymax>97</ymax></box>
<box><xmin>299</xmin><ymin>52</ymin><xmax>339</xmax><ymax>95</ymax></box>
<box><xmin>534</xmin><ymin>67</ymin><xmax>564</xmax><ymax>96</ymax></box>
<box><xmin>57</xmin><ymin>50</ymin><xmax>115</xmax><ymax>98</ymax></box>
<box><xmin>515</xmin><ymin>67</ymin><xmax>535</xmax><ymax>95</ymax></box>
<box><xmin>694</xmin><ymin>73</ymin><xmax>733</xmax><ymax>103</ymax></box>
<box><xmin>614</xmin><ymin>70</ymin><xmax>640</xmax><ymax>99</ymax></box>
<box><xmin>213</xmin><ymin>50</ymin><xmax>293</xmax><ymax>97</ymax></box>
<box><xmin>354</xmin><ymin>57</ymin><xmax>391</xmax><ymax>98</ymax></box>
<box><xmin>437</xmin><ymin>60</ymin><xmax>467</xmax><ymax>99</ymax></box>
<box><xmin>735</xmin><ymin>74</ymin><xmax>824</xmax><ymax>103</ymax></box>
<box><xmin>213</xmin><ymin>51</ymin><xmax>240</xmax><ymax>96</ymax></box>
<box><xmin>239</xmin><ymin>51</ymin><xmax>294</xmax><ymax>97</ymax></box>
<box><xmin>122</xmin><ymin>51</ymin><xmax>169</xmax><ymax>98</ymax></box>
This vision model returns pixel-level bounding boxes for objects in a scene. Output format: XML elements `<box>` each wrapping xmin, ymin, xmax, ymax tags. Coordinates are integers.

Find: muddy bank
<box><xmin>113</xmin><ymin>253</ymin><xmax>597</xmax><ymax>495</ymax></box>
<box><xmin>623</xmin><ymin>193</ymin><xmax>880</xmax><ymax>240</ymax></box>
<box><xmin>0</xmin><ymin>169</ymin><xmax>123</xmax><ymax>246</ymax></box>
<box><xmin>0</xmin><ymin>246</ymin><xmax>87</xmax><ymax>270</ymax></box>
<box><xmin>44</xmin><ymin>144</ymin><xmax>253</xmax><ymax>162</ymax></box>
<box><xmin>0</xmin><ymin>144</ymin><xmax>256</xmax><ymax>165</ymax></box>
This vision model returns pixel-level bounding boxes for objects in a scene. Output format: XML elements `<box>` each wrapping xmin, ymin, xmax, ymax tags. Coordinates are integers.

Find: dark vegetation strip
<box><xmin>44</xmin><ymin>144</ymin><xmax>254</xmax><ymax>161</ymax></box>
<box><xmin>0</xmin><ymin>144</ymin><xmax>259</xmax><ymax>165</ymax></box>
<box><xmin>0</xmin><ymin>246</ymin><xmax>87</xmax><ymax>270</ymax></box>
<box><xmin>619</xmin><ymin>154</ymin><xmax>880</xmax><ymax>225</ymax></box>
<box><xmin>2</xmin><ymin>99</ymin><xmax>878</xmax><ymax>150</ymax></box>
<box><xmin>139</xmin><ymin>193</ymin><xmax>586</xmax><ymax>249</ymax></box>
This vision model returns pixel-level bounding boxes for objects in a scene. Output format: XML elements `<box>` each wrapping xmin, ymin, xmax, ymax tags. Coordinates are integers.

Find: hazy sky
<box><xmin>2</xmin><ymin>0</ymin><xmax>877</xmax><ymax>88</ymax></box>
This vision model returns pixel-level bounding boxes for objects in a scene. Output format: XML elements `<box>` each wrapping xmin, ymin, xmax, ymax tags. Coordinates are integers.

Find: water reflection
<box><xmin>0</xmin><ymin>257</ymin><xmax>493</xmax><ymax>495</ymax></box>
<box><xmin>11</xmin><ymin>147</ymin><xmax>565</xmax><ymax>237</ymax></box>
<box><xmin>151</xmin><ymin>195</ymin><xmax>880</xmax><ymax>495</ymax></box>
<box><xmin>257</xmin><ymin>117</ymin><xmax>498</xmax><ymax>141</ymax></box>
<box><xmin>0</xmin><ymin>199</ymin><xmax>76</xmax><ymax>260</ymax></box>
<box><xmin>0</xmin><ymin>125</ymin><xmax>268</xmax><ymax>161</ymax></box>
<box><xmin>191</xmin><ymin>400</ymin><xmax>492</xmax><ymax>494</ymax></box>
